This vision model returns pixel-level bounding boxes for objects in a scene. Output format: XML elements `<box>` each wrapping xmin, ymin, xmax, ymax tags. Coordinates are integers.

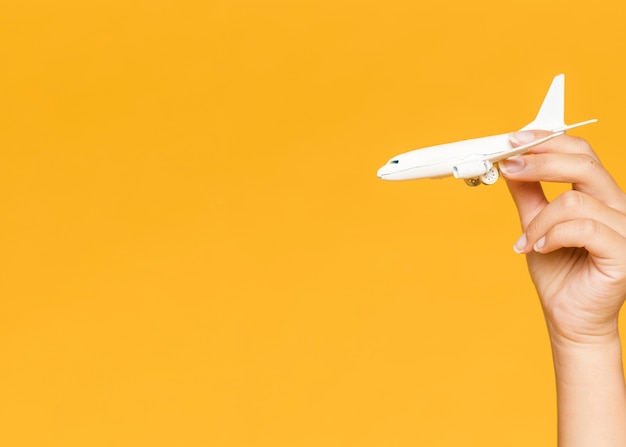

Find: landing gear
<box><xmin>479</xmin><ymin>165</ymin><xmax>500</xmax><ymax>185</ymax></box>
<box><xmin>462</xmin><ymin>165</ymin><xmax>500</xmax><ymax>187</ymax></box>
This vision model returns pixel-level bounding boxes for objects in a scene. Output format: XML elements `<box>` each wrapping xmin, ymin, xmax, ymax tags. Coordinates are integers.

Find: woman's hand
<box><xmin>501</xmin><ymin>132</ymin><xmax>626</xmax><ymax>447</ymax></box>
<box><xmin>500</xmin><ymin>131</ymin><xmax>626</xmax><ymax>345</ymax></box>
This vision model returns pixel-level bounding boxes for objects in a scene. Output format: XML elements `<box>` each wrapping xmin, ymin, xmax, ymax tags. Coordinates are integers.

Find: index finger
<box><xmin>502</xmin><ymin>131</ymin><xmax>626</xmax><ymax>213</ymax></box>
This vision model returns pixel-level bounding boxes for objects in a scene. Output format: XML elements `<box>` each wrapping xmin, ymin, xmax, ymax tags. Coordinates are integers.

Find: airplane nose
<box><xmin>377</xmin><ymin>165</ymin><xmax>387</xmax><ymax>179</ymax></box>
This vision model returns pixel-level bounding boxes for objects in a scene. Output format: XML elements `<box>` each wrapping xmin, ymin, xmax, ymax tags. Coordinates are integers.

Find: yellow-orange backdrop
<box><xmin>1</xmin><ymin>1</ymin><xmax>625</xmax><ymax>446</ymax></box>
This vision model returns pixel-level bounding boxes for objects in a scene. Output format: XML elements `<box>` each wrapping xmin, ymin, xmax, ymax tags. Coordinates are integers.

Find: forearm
<box><xmin>550</xmin><ymin>331</ymin><xmax>626</xmax><ymax>447</ymax></box>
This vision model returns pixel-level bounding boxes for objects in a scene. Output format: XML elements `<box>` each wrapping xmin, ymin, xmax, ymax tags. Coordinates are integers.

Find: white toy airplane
<box><xmin>376</xmin><ymin>74</ymin><xmax>597</xmax><ymax>186</ymax></box>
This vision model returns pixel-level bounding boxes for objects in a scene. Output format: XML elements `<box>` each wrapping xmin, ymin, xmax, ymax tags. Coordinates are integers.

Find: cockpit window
<box><xmin>389</xmin><ymin>160</ymin><xmax>399</xmax><ymax>164</ymax></box>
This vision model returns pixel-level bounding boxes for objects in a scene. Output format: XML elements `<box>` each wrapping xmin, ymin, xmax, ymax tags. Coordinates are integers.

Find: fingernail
<box><xmin>510</xmin><ymin>131</ymin><xmax>535</xmax><ymax>145</ymax></box>
<box><xmin>500</xmin><ymin>157</ymin><xmax>525</xmax><ymax>174</ymax></box>
<box><xmin>533</xmin><ymin>236</ymin><xmax>546</xmax><ymax>252</ymax></box>
<box><xmin>513</xmin><ymin>233</ymin><xmax>527</xmax><ymax>254</ymax></box>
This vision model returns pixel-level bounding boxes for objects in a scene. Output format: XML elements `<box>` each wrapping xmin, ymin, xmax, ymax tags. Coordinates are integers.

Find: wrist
<box><xmin>546</xmin><ymin>317</ymin><xmax>621</xmax><ymax>349</ymax></box>
<box><xmin>548</xmin><ymin>327</ymin><xmax>623</xmax><ymax>365</ymax></box>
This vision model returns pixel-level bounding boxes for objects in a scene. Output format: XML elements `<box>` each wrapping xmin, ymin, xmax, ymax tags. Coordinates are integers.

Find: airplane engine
<box><xmin>452</xmin><ymin>160</ymin><xmax>493</xmax><ymax>179</ymax></box>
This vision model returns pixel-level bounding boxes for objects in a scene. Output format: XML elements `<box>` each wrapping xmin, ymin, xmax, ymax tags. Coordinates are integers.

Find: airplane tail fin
<box><xmin>520</xmin><ymin>74</ymin><xmax>566</xmax><ymax>132</ymax></box>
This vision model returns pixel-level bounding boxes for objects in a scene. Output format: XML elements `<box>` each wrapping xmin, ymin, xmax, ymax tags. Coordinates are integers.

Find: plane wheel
<box><xmin>464</xmin><ymin>178</ymin><xmax>481</xmax><ymax>187</ymax></box>
<box><xmin>480</xmin><ymin>166</ymin><xmax>499</xmax><ymax>185</ymax></box>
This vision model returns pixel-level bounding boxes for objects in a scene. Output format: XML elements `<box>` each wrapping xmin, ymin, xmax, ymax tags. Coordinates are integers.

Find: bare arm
<box><xmin>500</xmin><ymin>130</ymin><xmax>626</xmax><ymax>446</ymax></box>
<box><xmin>551</xmin><ymin>334</ymin><xmax>626</xmax><ymax>446</ymax></box>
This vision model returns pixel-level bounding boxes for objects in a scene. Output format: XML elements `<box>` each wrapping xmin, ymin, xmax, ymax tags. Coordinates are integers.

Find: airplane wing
<box><xmin>487</xmin><ymin>132</ymin><xmax>565</xmax><ymax>163</ymax></box>
<box><xmin>487</xmin><ymin>118</ymin><xmax>597</xmax><ymax>164</ymax></box>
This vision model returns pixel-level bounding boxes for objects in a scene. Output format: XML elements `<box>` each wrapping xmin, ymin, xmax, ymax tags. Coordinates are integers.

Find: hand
<box><xmin>500</xmin><ymin>131</ymin><xmax>626</xmax><ymax>345</ymax></box>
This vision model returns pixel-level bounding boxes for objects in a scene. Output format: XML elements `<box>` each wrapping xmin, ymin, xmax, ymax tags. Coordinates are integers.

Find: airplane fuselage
<box><xmin>377</xmin><ymin>133</ymin><xmax>512</xmax><ymax>181</ymax></box>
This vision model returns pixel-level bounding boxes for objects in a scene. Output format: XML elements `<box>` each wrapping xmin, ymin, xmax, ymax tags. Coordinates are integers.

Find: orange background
<box><xmin>1</xmin><ymin>1</ymin><xmax>625</xmax><ymax>446</ymax></box>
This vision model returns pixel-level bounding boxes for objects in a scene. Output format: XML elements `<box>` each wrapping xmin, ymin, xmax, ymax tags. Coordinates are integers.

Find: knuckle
<box><xmin>579</xmin><ymin>219</ymin><xmax>602</xmax><ymax>237</ymax></box>
<box><xmin>613</xmin><ymin>191</ymin><xmax>626</xmax><ymax>214</ymax></box>
<box><xmin>577</xmin><ymin>154</ymin><xmax>598</xmax><ymax>172</ymax></box>
<box><xmin>529</xmin><ymin>154</ymin><xmax>548</xmax><ymax>173</ymax></box>
<box><xmin>571</xmin><ymin>136</ymin><xmax>596</xmax><ymax>157</ymax></box>
<box><xmin>558</xmin><ymin>190</ymin><xmax>585</xmax><ymax>211</ymax></box>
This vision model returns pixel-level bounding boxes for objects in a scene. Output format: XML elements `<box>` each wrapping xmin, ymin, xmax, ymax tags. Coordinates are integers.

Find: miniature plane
<box><xmin>376</xmin><ymin>74</ymin><xmax>597</xmax><ymax>186</ymax></box>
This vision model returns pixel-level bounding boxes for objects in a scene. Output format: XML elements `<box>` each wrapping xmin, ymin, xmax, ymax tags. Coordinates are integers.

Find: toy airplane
<box><xmin>376</xmin><ymin>74</ymin><xmax>597</xmax><ymax>186</ymax></box>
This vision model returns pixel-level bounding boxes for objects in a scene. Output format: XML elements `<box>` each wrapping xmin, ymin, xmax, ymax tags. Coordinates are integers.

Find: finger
<box><xmin>510</xmin><ymin>131</ymin><xmax>600</xmax><ymax>160</ymax></box>
<box><xmin>504</xmin><ymin>177</ymin><xmax>548</xmax><ymax>229</ymax></box>
<box><xmin>514</xmin><ymin>190</ymin><xmax>626</xmax><ymax>254</ymax></box>
<box><xmin>500</xmin><ymin>152</ymin><xmax>625</xmax><ymax>212</ymax></box>
<box><xmin>533</xmin><ymin>219</ymin><xmax>626</xmax><ymax>274</ymax></box>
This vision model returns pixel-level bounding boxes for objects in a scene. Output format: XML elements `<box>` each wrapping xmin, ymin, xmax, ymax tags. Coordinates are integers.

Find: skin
<box><xmin>499</xmin><ymin>131</ymin><xmax>626</xmax><ymax>447</ymax></box>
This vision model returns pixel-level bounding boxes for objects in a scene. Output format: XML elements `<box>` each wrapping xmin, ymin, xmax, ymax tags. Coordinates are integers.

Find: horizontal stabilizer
<box><xmin>552</xmin><ymin>119</ymin><xmax>598</xmax><ymax>133</ymax></box>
